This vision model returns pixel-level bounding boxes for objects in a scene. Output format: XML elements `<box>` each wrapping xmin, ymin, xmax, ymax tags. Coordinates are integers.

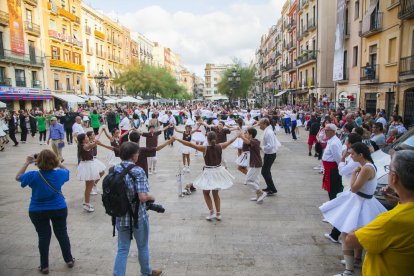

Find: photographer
<box><xmin>113</xmin><ymin>142</ymin><xmax>162</xmax><ymax>276</ymax></box>
<box><xmin>15</xmin><ymin>150</ymin><xmax>74</xmax><ymax>274</ymax></box>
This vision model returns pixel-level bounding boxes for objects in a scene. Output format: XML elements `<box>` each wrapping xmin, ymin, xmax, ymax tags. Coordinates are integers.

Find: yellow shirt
<box><xmin>355</xmin><ymin>202</ymin><xmax>414</xmax><ymax>276</ymax></box>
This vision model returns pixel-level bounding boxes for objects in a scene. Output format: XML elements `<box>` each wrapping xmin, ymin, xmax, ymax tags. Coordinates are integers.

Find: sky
<box><xmin>85</xmin><ymin>0</ymin><xmax>284</xmax><ymax>77</ymax></box>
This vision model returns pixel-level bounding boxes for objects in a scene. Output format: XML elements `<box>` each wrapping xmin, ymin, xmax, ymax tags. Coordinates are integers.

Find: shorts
<box><xmin>308</xmin><ymin>135</ymin><xmax>317</xmax><ymax>145</ymax></box>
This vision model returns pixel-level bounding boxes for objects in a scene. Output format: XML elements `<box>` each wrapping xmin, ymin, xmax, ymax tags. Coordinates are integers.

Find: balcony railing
<box><xmin>287</xmin><ymin>20</ymin><xmax>296</xmax><ymax>31</ymax></box>
<box><xmin>307</xmin><ymin>18</ymin><xmax>316</xmax><ymax>31</ymax></box>
<box><xmin>399</xmin><ymin>55</ymin><xmax>414</xmax><ymax>77</ymax></box>
<box><xmin>286</xmin><ymin>63</ymin><xmax>294</xmax><ymax>71</ymax></box>
<box><xmin>0</xmin><ymin>49</ymin><xmax>43</xmax><ymax>67</ymax></box>
<box><xmin>0</xmin><ymin>78</ymin><xmax>12</xmax><ymax>86</ymax></box>
<box><xmin>96</xmin><ymin>52</ymin><xmax>105</xmax><ymax>59</ymax></box>
<box><xmin>344</xmin><ymin>23</ymin><xmax>350</xmax><ymax>39</ymax></box>
<box><xmin>399</xmin><ymin>0</ymin><xmax>414</xmax><ymax>19</ymax></box>
<box><xmin>337</xmin><ymin>68</ymin><xmax>349</xmax><ymax>83</ymax></box>
<box><xmin>296</xmin><ymin>51</ymin><xmax>317</xmax><ymax>66</ymax></box>
<box><xmin>359</xmin><ymin>12</ymin><xmax>383</xmax><ymax>37</ymax></box>
<box><xmin>275</xmin><ymin>51</ymin><xmax>281</xmax><ymax>58</ymax></box>
<box><xmin>288</xmin><ymin>41</ymin><xmax>296</xmax><ymax>51</ymax></box>
<box><xmin>24</xmin><ymin>21</ymin><xmax>41</xmax><ymax>36</ymax></box>
<box><xmin>16</xmin><ymin>78</ymin><xmax>26</xmax><ymax>87</ymax></box>
<box><xmin>32</xmin><ymin>80</ymin><xmax>42</xmax><ymax>88</ymax></box>
<box><xmin>86</xmin><ymin>48</ymin><xmax>93</xmax><ymax>55</ymax></box>
<box><xmin>299</xmin><ymin>0</ymin><xmax>309</xmax><ymax>11</ymax></box>
<box><xmin>85</xmin><ymin>25</ymin><xmax>91</xmax><ymax>35</ymax></box>
<box><xmin>0</xmin><ymin>11</ymin><xmax>9</xmax><ymax>26</ymax></box>
<box><xmin>360</xmin><ymin>64</ymin><xmax>379</xmax><ymax>82</ymax></box>
<box><xmin>24</xmin><ymin>0</ymin><xmax>38</xmax><ymax>6</ymax></box>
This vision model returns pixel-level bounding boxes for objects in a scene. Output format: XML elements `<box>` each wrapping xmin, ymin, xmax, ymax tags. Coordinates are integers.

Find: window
<box><xmin>61</xmin><ymin>0</ymin><xmax>66</xmax><ymax>9</ymax></box>
<box><xmin>354</xmin><ymin>1</ymin><xmax>360</xmax><ymax>20</ymax></box>
<box><xmin>73</xmin><ymin>53</ymin><xmax>80</xmax><ymax>64</ymax></box>
<box><xmin>388</xmin><ymin>37</ymin><xmax>397</xmax><ymax>64</ymax></box>
<box><xmin>54</xmin><ymin>79</ymin><xmax>60</xmax><ymax>90</ymax></box>
<box><xmin>62</xmin><ymin>24</ymin><xmax>67</xmax><ymax>35</ymax></box>
<box><xmin>63</xmin><ymin>50</ymin><xmax>70</xmax><ymax>62</ymax></box>
<box><xmin>87</xmin><ymin>61</ymin><xmax>90</xmax><ymax>74</ymax></box>
<box><xmin>71</xmin><ymin>6</ymin><xmax>76</xmax><ymax>15</ymax></box>
<box><xmin>51</xmin><ymin>46</ymin><xmax>60</xmax><ymax>59</ymax></box>
<box><xmin>15</xmin><ymin>69</ymin><xmax>26</xmax><ymax>87</ymax></box>
<box><xmin>86</xmin><ymin>39</ymin><xmax>89</xmax><ymax>51</ymax></box>
<box><xmin>73</xmin><ymin>29</ymin><xmax>78</xmax><ymax>39</ymax></box>
<box><xmin>26</xmin><ymin>9</ymin><xmax>32</xmax><ymax>23</ymax></box>
<box><xmin>66</xmin><ymin>77</ymin><xmax>71</xmax><ymax>91</ymax></box>
<box><xmin>353</xmin><ymin>46</ymin><xmax>358</xmax><ymax>66</ymax></box>
<box><xmin>0</xmin><ymin>67</ymin><xmax>6</xmax><ymax>84</ymax></box>
<box><xmin>49</xmin><ymin>19</ymin><xmax>56</xmax><ymax>30</ymax></box>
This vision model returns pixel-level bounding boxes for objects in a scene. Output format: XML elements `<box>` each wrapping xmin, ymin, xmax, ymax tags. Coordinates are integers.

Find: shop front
<box><xmin>0</xmin><ymin>87</ymin><xmax>53</xmax><ymax>111</ymax></box>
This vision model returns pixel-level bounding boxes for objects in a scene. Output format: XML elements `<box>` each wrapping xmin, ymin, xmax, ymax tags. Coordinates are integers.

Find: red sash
<box><xmin>322</xmin><ymin>161</ymin><xmax>338</xmax><ymax>192</ymax></box>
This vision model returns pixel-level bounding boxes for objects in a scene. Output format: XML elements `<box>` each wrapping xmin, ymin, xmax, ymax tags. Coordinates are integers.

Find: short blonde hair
<box><xmin>37</xmin><ymin>149</ymin><xmax>59</xmax><ymax>170</ymax></box>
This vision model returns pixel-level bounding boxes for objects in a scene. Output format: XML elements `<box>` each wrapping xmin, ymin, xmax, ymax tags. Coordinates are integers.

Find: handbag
<box><xmin>38</xmin><ymin>171</ymin><xmax>65</xmax><ymax>198</ymax></box>
<box><xmin>58</xmin><ymin>141</ymin><xmax>65</xmax><ymax>148</ymax></box>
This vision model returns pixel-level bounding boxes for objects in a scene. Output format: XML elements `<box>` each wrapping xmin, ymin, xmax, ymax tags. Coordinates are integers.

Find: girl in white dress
<box><xmin>191</xmin><ymin>117</ymin><xmax>206</xmax><ymax>155</ymax></box>
<box><xmin>174</xmin><ymin>125</ymin><xmax>196</xmax><ymax>172</ymax></box>
<box><xmin>320</xmin><ymin>142</ymin><xmax>386</xmax><ymax>276</ymax></box>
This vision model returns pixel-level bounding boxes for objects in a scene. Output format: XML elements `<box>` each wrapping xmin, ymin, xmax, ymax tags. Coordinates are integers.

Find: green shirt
<box><xmin>90</xmin><ymin>112</ymin><xmax>101</xmax><ymax>128</ymax></box>
<box><xmin>116</xmin><ymin>113</ymin><xmax>120</xmax><ymax>124</ymax></box>
<box><xmin>36</xmin><ymin>117</ymin><xmax>46</xmax><ymax>132</ymax></box>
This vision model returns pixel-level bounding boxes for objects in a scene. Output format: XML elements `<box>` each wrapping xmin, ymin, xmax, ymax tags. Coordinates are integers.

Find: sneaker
<box><xmin>152</xmin><ymin>169</ymin><xmax>157</xmax><ymax>174</ymax></box>
<box><xmin>215</xmin><ymin>213</ymin><xmax>222</xmax><ymax>221</ymax></box>
<box><xmin>83</xmin><ymin>203</ymin><xmax>95</xmax><ymax>212</ymax></box>
<box><xmin>313</xmin><ymin>166</ymin><xmax>321</xmax><ymax>170</ymax></box>
<box><xmin>66</xmin><ymin>258</ymin><xmax>75</xmax><ymax>268</ymax></box>
<box><xmin>149</xmin><ymin>171</ymin><xmax>153</xmax><ymax>175</ymax></box>
<box><xmin>151</xmin><ymin>269</ymin><xmax>163</xmax><ymax>276</ymax></box>
<box><xmin>257</xmin><ymin>192</ymin><xmax>267</xmax><ymax>203</ymax></box>
<box><xmin>266</xmin><ymin>190</ymin><xmax>277</xmax><ymax>196</ymax></box>
<box><xmin>186</xmin><ymin>167</ymin><xmax>190</xmax><ymax>173</ymax></box>
<box><xmin>333</xmin><ymin>270</ymin><xmax>354</xmax><ymax>276</ymax></box>
<box><xmin>340</xmin><ymin>259</ymin><xmax>362</xmax><ymax>268</ymax></box>
<box><xmin>324</xmin><ymin>233</ymin><xmax>340</xmax><ymax>244</ymax></box>
<box><xmin>250</xmin><ymin>197</ymin><xmax>258</xmax><ymax>201</ymax></box>
<box><xmin>322</xmin><ymin>218</ymin><xmax>329</xmax><ymax>223</ymax></box>
<box><xmin>205</xmin><ymin>213</ymin><xmax>215</xmax><ymax>221</ymax></box>
<box><xmin>90</xmin><ymin>187</ymin><xmax>98</xmax><ymax>195</ymax></box>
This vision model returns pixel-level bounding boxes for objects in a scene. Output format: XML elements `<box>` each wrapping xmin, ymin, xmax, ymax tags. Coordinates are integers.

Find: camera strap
<box><xmin>38</xmin><ymin>171</ymin><xmax>65</xmax><ymax>199</ymax></box>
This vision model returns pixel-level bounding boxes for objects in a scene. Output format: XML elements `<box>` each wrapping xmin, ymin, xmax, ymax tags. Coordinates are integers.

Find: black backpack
<box><xmin>102</xmin><ymin>163</ymin><xmax>138</xmax><ymax>240</ymax></box>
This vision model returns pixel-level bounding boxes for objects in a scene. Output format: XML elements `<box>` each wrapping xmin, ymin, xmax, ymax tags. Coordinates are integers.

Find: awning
<box><xmin>0</xmin><ymin>94</ymin><xmax>52</xmax><ymax>101</ymax></box>
<box><xmin>275</xmin><ymin>90</ymin><xmax>287</xmax><ymax>97</ymax></box>
<box><xmin>53</xmin><ymin>94</ymin><xmax>85</xmax><ymax>103</ymax></box>
<box><xmin>0</xmin><ymin>101</ymin><xmax>6</xmax><ymax>108</ymax></box>
<box><xmin>117</xmin><ymin>96</ymin><xmax>142</xmax><ymax>103</ymax></box>
<box><xmin>79</xmin><ymin>95</ymin><xmax>102</xmax><ymax>102</ymax></box>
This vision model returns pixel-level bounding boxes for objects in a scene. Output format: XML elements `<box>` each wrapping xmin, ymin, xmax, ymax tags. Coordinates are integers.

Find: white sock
<box><xmin>344</xmin><ymin>254</ymin><xmax>354</xmax><ymax>272</ymax></box>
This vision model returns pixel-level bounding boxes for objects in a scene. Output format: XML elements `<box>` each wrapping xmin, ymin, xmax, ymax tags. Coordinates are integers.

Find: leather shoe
<box><xmin>151</xmin><ymin>269</ymin><xmax>163</xmax><ymax>276</ymax></box>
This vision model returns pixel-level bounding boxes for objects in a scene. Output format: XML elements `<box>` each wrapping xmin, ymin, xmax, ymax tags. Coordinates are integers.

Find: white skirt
<box><xmin>185</xmin><ymin>118</ymin><xmax>195</xmax><ymax>126</ymax></box>
<box><xmin>231</xmin><ymin>137</ymin><xmax>243</xmax><ymax>149</ymax></box>
<box><xmin>235</xmin><ymin>151</ymin><xmax>250</xmax><ymax>167</ymax></box>
<box><xmin>192</xmin><ymin>132</ymin><xmax>206</xmax><ymax>143</ymax></box>
<box><xmin>179</xmin><ymin>144</ymin><xmax>195</xmax><ymax>154</ymax></box>
<box><xmin>319</xmin><ymin>190</ymin><xmax>387</xmax><ymax>233</ymax></box>
<box><xmin>193</xmin><ymin>165</ymin><xmax>235</xmax><ymax>190</ymax></box>
<box><xmin>106</xmin><ymin>151</ymin><xmax>122</xmax><ymax>166</ymax></box>
<box><xmin>77</xmin><ymin>159</ymin><xmax>106</xmax><ymax>181</ymax></box>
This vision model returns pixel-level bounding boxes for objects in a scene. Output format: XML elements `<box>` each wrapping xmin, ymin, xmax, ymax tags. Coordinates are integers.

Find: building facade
<box><xmin>203</xmin><ymin>63</ymin><xmax>231</xmax><ymax>100</ymax></box>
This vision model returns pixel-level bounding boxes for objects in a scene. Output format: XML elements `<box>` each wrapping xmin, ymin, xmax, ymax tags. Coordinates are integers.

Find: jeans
<box><xmin>166</xmin><ymin>127</ymin><xmax>174</xmax><ymax>145</ymax></box>
<box><xmin>65</xmin><ymin>128</ymin><xmax>73</xmax><ymax>144</ymax></box>
<box><xmin>291</xmin><ymin>120</ymin><xmax>297</xmax><ymax>140</ymax></box>
<box><xmin>162</xmin><ymin>123</ymin><xmax>169</xmax><ymax>140</ymax></box>
<box><xmin>283</xmin><ymin>118</ymin><xmax>291</xmax><ymax>134</ymax></box>
<box><xmin>39</xmin><ymin>131</ymin><xmax>47</xmax><ymax>142</ymax></box>
<box><xmin>113</xmin><ymin>216</ymin><xmax>151</xmax><ymax>276</ymax></box>
<box><xmin>261</xmin><ymin>153</ymin><xmax>277</xmax><ymax>192</ymax></box>
<box><xmin>29</xmin><ymin>208</ymin><xmax>73</xmax><ymax>269</ymax></box>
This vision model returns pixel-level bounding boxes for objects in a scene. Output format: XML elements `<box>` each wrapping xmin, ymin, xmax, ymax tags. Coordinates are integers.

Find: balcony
<box><xmin>336</xmin><ymin>68</ymin><xmax>350</xmax><ymax>83</ymax></box>
<box><xmin>24</xmin><ymin>21</ymin><xmax>40</xmax><ymax>37</ymax></box>
<box><xmin>297</xmin><ymin>31</ymin><xmax>305</xmax><ymax>41</ymax></box>
<box><xmin>50</xmin><ymin>59</ymin><xmax>85</xmax><ymax>72</ymax></box>
<box><xmin>0</xmin><ymin>11</ymin><xmax>9</xmax><ymax>26</ymax></box>
<box><xmin>283</xmin><ymin>41</ymin><xmax>289</xmax><ymax>50</ymax></box>
<box><xmin>399</xmin><ymin>55</ymin><xmax>414</xmax><ymax>79</ymax></box>
<box><xmin>307</xmin><ymin>18</ymin><xmax>316</xmax><ymax>31</ymax></box>
<box><xmin>285</xmin><ymin>63</ymin><xmax>294</xmax><ymax>72</ymax></box>
<box><xmin>359</xmin><ymin>12</ymin><xmax>383</xmax><ymax>37</ymax></box>
<box><xmin>85</xmin><ymin>25</ymin><xmax>91</xmax><ymax>35</ymax></box>
<box><xmin>287</xmin><ymin>20</ymin><xmax>296</xmax><ymax>32</ymax></box>
<box><xmin>0</xmin><ymin>78</ymin><xmax>12</xmax><ymax>86</ymax></box>
<box><xmin>24</xmin><ymin>0</ymin><xmax>38</xmax><ymax>6</ymax></box>
<box><xmin>344</xmin><ymin>23</ymin><xmax>350</xmax><ymax>39</ymax></box>
<box><xmin>288</xmin><ymin>41</ymin><xmax>296</xmax><ymax>51</ymax></box>
<box><xmin>47</xmin><ymin>2</ymin><xmax>58</xmax><ymax>14</ymax></box>
<box><xmin>0</xmin><ymin>49</ymin><xmax>43</xmax><ymax>67</ymax></box>
<box><xmin>32</xmin><ymin>80</ymin><xmax>42</xmax><ymax>88</ymax></box>
<box><xmin>399</xmin><ymin>0</ymin><xmax>414</xmax><ymax>19</ymax></box>
<box><xmin>275</xmin><ymin>51</ymin><xmax>281</xmax><ymax>59</ymax></box>
<box><xmin>86</xmin><ymin>48</ymin><xmax>93</xmax><ymax>56</ymax></box>
<box><xmin>296</xmin><ymin>51</ymin><xmax>317</xmax><ymax>67</ymax></box>
<box><xmin>94</xmin><ymin>30</ymin><xmax>105</xmax><ymax>40</ymax></box>
<box><xmin>16</xmin><ymin>78</ymin><xmax>26</xmax><ymax>87</ymax></box>
<box><xmin>360</xmin><ymin>64</ymin><xmax>379</xmax><ymax>82</ymax></box>
<box><xmin>58</xmin><ymin>8</ymin><xmax>80</xmax><ymax>24</ymax></box>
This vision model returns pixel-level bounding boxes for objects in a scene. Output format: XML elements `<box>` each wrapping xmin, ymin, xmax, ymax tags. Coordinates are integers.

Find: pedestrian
<box><xmin>33</xmin><ymin>112</ymin><xmax>47</xmax><ymax>145</ymax></box>
<box><xmin>147</xmin><ymin>113</ymin><xmax>160</xmax><ymax>131</ymax></box>
<box><xmin>90</xmin><ymin>109</ymin><xmax>101</xmax><ymax>135</ymax></box>
<box><xmin>231</xmin><ymin>118</ymin><xmax>245</xmax><ymax>156</ymax></box>
<box><xmin>100</xmin><ymin>127</ymin><xmax>129</xmax><ymax>166</ymax></box>
<box><xmin>140</xmin><ymin>125</ymin><xmax>165</xmax><ymax>174</ymax></box>
<box><xmin>191</xmin><ymin>117</ymin><xmax>206</xmax><ymax>156</ymax></box>
<box><xmin>29</xmin><ymin>110</ymin><xmax>37</xmax><ymax>137</ymax></box>
<box><xmin>283</xmin><ymin>111</ymin><xmax>291</xmax><ymax>135</ymax></box>
<box><xmin>307</xmin><ymin>114</ymin><xmax>320</xmax><ymax>156</ymax></box>
<box><xmin>112</xmin><ymin>142</ymin><xmax>163</xmax><ymax>276</ymax></box>
<box><xmin>259</xmin><ymin>118</ymin><xmax>280</xmax><ymax>195</ymax></box>
<box><xmin>174</xmin><ymin>125</ymin><xmax>196</xmax><ymax>172</ymax></box>
<box><xmin>166</xmin><ymin>111</ymin><xmax>176</xmax><ymax>146</ymax></box>
<box><xmin>174</xmin><ymin>131</ymin><xmax>239</xmax><ymax>221</ymax></box>
<box><xmin>47</xmin><ymin>117</ymin><xmax>65</xmax><ymax>162</ymax></box>
<box><xmin>290</xmin><ymin>110</ymin><xmax>298</xmax><ymax>140</ymax></box>
<box><xmin>85</xmin><ymin>131</ymin><xmax>108</xmax><ymax>195</ymax></box>
<box><xmin>106</xmin><ymin>108</ymin><xmax>117</xmax><ymax>133</ymax></box>
<box><xmin>321</xmin><ymin>123</ymin><xmax>343</xmax><ymax>244</ymax></box>
<box><xmin>7</xmin><ymin>111</ymin><xmax>19</xmax><ymax>146</ymax></box>
<box><xmin>345</xmin><ymin>150</ymin><xmax>414</xmax><ymax>276</ymax></box>
<box><xmin>15</xmin><ymin>150</ymin><xmax>75</xmax><ymax>274</ymax></box>
<box><xmin>320</xmin><ymin>142</ymin><xmax>386</xmax><ymax>276</ymax></box>
<box><xmin>62</xmin><ymin>110</ymin><xmax>76</xmax><ymax>145</ymax></box>
<box><xmin>19</xmin><ymin>110</ymin><xmax>28</xmax><ymax>143</ymax></box>
<box><xmin>72</xmin><ymin>116</ymin><xmax>85</xmax><ymax>143</ymax></box>
<box><xmin>0</xmin><ymin>113</ymin><xmax>8</xmax><ymax>151</ymax></box>
<box><xmin>119</xmin><ymin>111</ymin><xmax>131</xmax><ymax>144</ymax></box>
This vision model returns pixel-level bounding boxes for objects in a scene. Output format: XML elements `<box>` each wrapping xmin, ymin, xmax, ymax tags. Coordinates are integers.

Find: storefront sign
<box><xmin>48</xmin><ymin>29</ymin><xmax>83</xmax><ymax>47</ymax></box>
<box><xmin>8</xmin><ymin>0</ymin><xmax>25</xmax><ymax>55</ymax></box>
<box><xmin>0</xmin><ymin>86</ymin><xmax>47</xmax><ymax>95</ymax></box>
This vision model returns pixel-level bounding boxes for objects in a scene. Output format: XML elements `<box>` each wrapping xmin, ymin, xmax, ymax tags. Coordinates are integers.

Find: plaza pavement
<box><xmin>0</xmin><ymin>125</ymin><xmax>361</xmax><ymax>276</ymax></box>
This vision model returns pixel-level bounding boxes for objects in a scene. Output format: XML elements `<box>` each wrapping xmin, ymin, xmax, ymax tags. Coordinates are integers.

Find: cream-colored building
<box><xmin>204</xmin><ymin>63</ymin><xmax>231</xmax><ymax>100</ymax></box>
<box><xmin>0</xmin><ymin>0</ymin><xmax>51</xmax><ymax>111</ymax></box>
<box><xmin>178</xmin><ymin>67</ymin><xmax>194</xmax><ymax>96</ymax></box>
<box><xmin>133</xmin><ymin>32</ymin><xmax>153</xmax><ymax>65</ymax></box>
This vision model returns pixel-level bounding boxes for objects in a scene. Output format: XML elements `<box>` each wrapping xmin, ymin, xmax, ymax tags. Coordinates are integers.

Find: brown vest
<box><xmin>204</xmin><ymin>145</ymin><xmax>222</xmax><ymax>166</ymax></box>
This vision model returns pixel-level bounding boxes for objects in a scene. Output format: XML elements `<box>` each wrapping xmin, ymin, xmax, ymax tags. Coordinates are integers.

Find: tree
<box><xmin>217</xmin><ymin>61</ymin><xmax>255</xmax><ymax>103</ymax></box>
<box><xmin>114</xmin><ymin>63</ymin><xmax>192</xmax><ymax>100</ymax></box>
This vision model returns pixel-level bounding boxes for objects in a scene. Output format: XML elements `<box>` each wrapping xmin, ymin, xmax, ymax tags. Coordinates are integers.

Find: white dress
<box><xmin>319</xmin><ymin>163</ymin><xmax>387</xmax><ymax>233</ymax></box>
<box><xmin>77</xmin><ymin>148</ymin><xmax>106</xmax><ymax>181</ymax></box>
<box><xmin>0</xmin><ymin>119</ymin><xmax>7</xmax><ymax>137</ymax></box>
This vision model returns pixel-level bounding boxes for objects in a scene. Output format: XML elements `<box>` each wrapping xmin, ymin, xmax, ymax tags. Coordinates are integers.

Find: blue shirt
<box><xmin>114</xmin><ymin>161</ymin><xmax>149</xmax><ymax>227</ymax></box>
<box><xmin>49</xmin><ymin>123</ymin><xmax>64</xmax><ymax>140</ymax></box>
<box><xmin>19</xmin><ymin>169</ymin><xmax>69</xmax><ymax>211</ymax></box>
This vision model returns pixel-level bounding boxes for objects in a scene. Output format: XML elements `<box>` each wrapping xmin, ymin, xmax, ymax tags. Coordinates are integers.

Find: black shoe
<box><xmin>262</xmin><ymin>188</ymin><xmax>270</xmax><ymax>193</ymax></box>
<box><xmin>314</xmin><ymin>153</ymin><xmax>318</xmax><ymax>157</ymax></box>
<box><xmin>13</xmin><ymin>143</ymin><xmax>19</xmax><ymax>147</ymax></box>
<box><xmin>267</xmin><ymin>191</ymin><xmax>277</xmax><ymax>196</ymax></box>
<box><xmin>308</xmin><ymin>152</ymin><xmax>312</xmax><ymax>156</ymax></box>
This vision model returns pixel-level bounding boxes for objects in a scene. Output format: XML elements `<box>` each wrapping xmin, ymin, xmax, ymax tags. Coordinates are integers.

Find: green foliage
<box><xmin>217</xmin><ymin>61</ymin><xmax>255</xmax><ymax>102</ymax></box>
<box><xmin>114</xmin><ymin>63</ymin><xmax>192</xmax><ymax>100</ymax></box>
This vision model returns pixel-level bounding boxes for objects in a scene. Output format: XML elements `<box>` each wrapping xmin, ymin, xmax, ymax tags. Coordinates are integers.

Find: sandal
<box><xmin>38</xmin><ymin>266</ymin><xmax>49</xmax><ymax>274</ymax></box>
<box><xmin>67</xmin><ymin>258</ymin><xmax>75</xmax><ymax>268</ymax></box>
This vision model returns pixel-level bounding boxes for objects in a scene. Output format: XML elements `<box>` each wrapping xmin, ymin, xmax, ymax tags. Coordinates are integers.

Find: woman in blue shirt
<box><xmin>16</xmin><ymin>149</ymin><xmax>74</xmax><ymax>274</ymax></box>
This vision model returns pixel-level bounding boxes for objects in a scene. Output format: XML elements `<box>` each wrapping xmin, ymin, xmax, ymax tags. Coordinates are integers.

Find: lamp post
<box><xmin>227</xmin><ymin>68</ymin><xmax>240</xmax><ymax>107</ymax></box>
<box><xmin>94</xmin><ymin>70</ymin><xmax>109</xmax><ymax>107</ymax></box>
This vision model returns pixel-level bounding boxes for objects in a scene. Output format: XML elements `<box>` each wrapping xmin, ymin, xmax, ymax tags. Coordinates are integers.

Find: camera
<box><xmin>146</xmin><ymin>201</ymin><xmax>165</xmax><ymax>213</ymax></box>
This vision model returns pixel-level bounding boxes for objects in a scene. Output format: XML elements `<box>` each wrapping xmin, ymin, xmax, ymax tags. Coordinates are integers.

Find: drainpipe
<box><xmin>395</xmin><ymin>10</ymin><xmax>403</xmax><ymax>115</ymax></box>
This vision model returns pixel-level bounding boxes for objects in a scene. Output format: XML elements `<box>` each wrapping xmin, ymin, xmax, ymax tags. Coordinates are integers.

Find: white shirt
<box><xmin>338</xmin><ymin>152</ymin><xmax>360</xmax><ymax>190</ymax></box>
<box><xmin>322</xmin><ymin>135</ymin><xmax>342</xmax><ymax>164</ymax></box>
<box><xmin>290</xmin><ymin>113</ymin><xmax>297</xmax><ymax>121</ymax></box>
<box><xmin>376</xmin><ymin>117</ymin><xmax>387</xmax><ymax>127</ymax></box>
<box><xmin>262</xmin><ymin>125</ymin><xmax>279</xmax><ymax>154</ymax></box>
<box><xmin>72</xmin><ymin>122</ymin><xmax>84</xmax><ymax>135</ymax></box>
<box><xmin>167</xmin><ymin>115</ymin><xmax>176</xmax><ymax>126</ymax></box>
<box><xmin>119</xmin><ymin>117</ymin><xmax>131</xmax><ymax>131</ymax></box>
<box><xmin>244</xmin><ymin>118</ymin><xmax>256</xmax><ymax>127</ymax></box>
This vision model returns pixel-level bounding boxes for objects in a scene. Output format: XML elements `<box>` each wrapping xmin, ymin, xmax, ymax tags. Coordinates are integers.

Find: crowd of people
<box><xmin>1</xmin><ymin>102</ymin><xmax>413</xmax><ymax>276</ymax></box>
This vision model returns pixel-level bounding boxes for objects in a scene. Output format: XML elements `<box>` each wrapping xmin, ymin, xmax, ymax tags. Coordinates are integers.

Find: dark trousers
<box><xmin>108</xmin><ymin>124</ymin><xmax>117</xmax><ymax>133</ymax></box>
<box><xmin>328</xmin><ymin>168</ymin><xmax>343</xmax><ymax>240</ymax></box>
<box><xmin>8</xmin><ymin>130</ymin><xmax>18</xmax><ymax>145</ymax></box>
<box><xmin>163</xmin><ymin>123</ymin><xmax>169</xmax><ymax>140</ymax></box>
<box><xmin>261</xmin><ymin>153</ymin><xmax>277</xmax><ymax>192</ymax></box>
<box><xmin>93</xmin><ymin>127</ymin><xmax>99</xmax><ymax>135</ymax></box>
<box><xmin>291</xmin><ymin>120</ymin><xmax>297</xmax><ymax>140</ymax></box>
<box><xmin>39</xmin><ymin>131</ymin><xmax>47</xmax><ymax>142</ymax></box>
<box><xmin>20</xmin><ymin>126</ymin><xmax>28</xmax><ymax>142</ymax></box>
<box><xmin>65</xmin><ymin>128</ymin><xmax>73</xmax><ymax>144</ymax></box>
<box><xmin>166</xmin><ymin>127</ymin><xmax>174</xmax><ymax>145</ymax></box>
<box><xmin>29</xmin><ymin>208</ymin><xmax>73</xmax><ymax>269</ymax></box>
<box><xmin>31</xmin><ymin>126</ymin><xmax>37</xmax><ymax>137</ymax></box>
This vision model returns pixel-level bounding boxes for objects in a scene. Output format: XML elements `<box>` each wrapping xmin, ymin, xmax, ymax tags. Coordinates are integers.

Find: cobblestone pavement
<box><xmin>0</xmin><ymin>126</ymin><xmax>361</xmax><ymax>276</ymax></box>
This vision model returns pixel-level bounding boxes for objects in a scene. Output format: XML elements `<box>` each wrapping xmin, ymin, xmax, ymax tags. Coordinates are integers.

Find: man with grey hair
<box><xmin>345</xmin><ymin>150</ymin><xmax>414</xmax><ymax>276</ymax></box>
<box><xmin>321</xmin><ymin>123</ymin><xmax>343</xmax><ymax>243</ymax></box>
<box><xmin>72</xmin><ymin>116</ymin><xmax>84</xmax><ymax>143</ymax></box>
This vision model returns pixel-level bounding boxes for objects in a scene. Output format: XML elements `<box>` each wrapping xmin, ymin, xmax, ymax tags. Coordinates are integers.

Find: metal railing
<box><xmin>16</xmin><ymin>78</ymin><xmax>26</xmax><ymax>87</ymax></box>
<box><xmin>85</xmin><ymin>25</ymin><xmax>91</xmax><ymax>35</ymax></box>
<box><xmin>296</xmin><ymin>51</ymin><xmax>317</xmax><ymax>66</ymax></box>
<box><xmin>0</xmin><ymin>49</ymin><xmax>43</xmax><ymax>66</ymax></box>
<box><xmin>360</xmin><ymin>64</ymin><xmax>379</xmax><ymax>81</ymax></box>
<box><xmin>360</xmin><ymin>12</ymin><xmax>383</xmax><ymax>37</ymax></box>
<box><xmin>399</xmin><ymin>0</ymin><xmax>414</xmax><ymax>19</ymax></box>
<box><xmin>0</xmin><ymin>78</ymin><xmax>12</xmax><ymax>86</ymax></box>
<box><xmin>399</xmin><ymin>55</ymin><xmax>414</xmax><ymax>76</ymax></box>
<box><xmin>32</xmin><ymin>80</ymin><xmax>42</xmax><ymax>88</ymax></box>
<box><xmin>307</xmin><ymin>18</ymin><xmax>316</xmax><ymax>31</ymax></box>
<box><xmin>24</xmin><ymin>21</ymin><xmax>40</xmax><ymax>36</ymax></box>
<box><xmin>344</xmin><ymin>23</ymin><xmax>350</xmax><ymax>39</ymax></box>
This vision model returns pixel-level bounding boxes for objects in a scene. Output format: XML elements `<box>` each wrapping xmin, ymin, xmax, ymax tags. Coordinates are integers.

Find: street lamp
<box><xmin>227</xmin><ymin>68</ymin><xmax>240</xmax><ymax>106</ymax></box>
<box><xmin>94</xmin><ymin>70</ymin><xmax>109</xmax><ymax>107</ymax></box>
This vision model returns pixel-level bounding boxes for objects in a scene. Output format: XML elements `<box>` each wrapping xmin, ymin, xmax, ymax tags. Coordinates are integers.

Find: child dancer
<box><xmin>174</xmin><ymin>125</ymin><xmax>196</xmax><ymax>172</ymax></box>
<box><xmin>192</xmin><ymin>117</ymin><xmax>206</xmax><ymax>156</ymax></box>
<box><xmin>139</xmin><ymin>124</ymin><xmax>169</xmax><ymax>174</ymax></box>
<box><xmin>232</xmin><ymin>118</ymin><xmax>245</xmax><ymax>156</ymax></box>
<box><xmin>174</xmin><ymin>131</ymin><xmax>240</xmax><ymax>221</ymax></box>
<box><xmin>76</xmin><ymin>133</ymin><xmax>106</xmax><ymax>212</ymax></box>
<box><xmin>99</xmin><ymin>127</ymin><xmax>130</xmax><ymax>166</ymax></box>
<box><xmin>85</xmin><ymin>131</ymin><xmax>108</xmax><ymax>195</ymax></box>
